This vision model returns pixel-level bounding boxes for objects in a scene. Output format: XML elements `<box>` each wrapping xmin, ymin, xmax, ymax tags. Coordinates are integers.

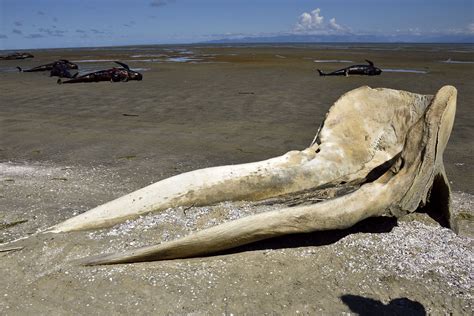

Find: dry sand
<box><xmin>0</xmin><ymin>44</ymin><xmax>473</xmax><ymax>314</ymax></box>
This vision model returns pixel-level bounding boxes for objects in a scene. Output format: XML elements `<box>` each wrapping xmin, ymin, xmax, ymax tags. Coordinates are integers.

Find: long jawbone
<box><xmin>49</xmin><ymin>86</ymin><xmax>434</xmax><ymax>233</ymax></box>
<box><xmin>50</xmin><ymin>85</ymin><xmax>456</xmax><ymax>265</ymax></box>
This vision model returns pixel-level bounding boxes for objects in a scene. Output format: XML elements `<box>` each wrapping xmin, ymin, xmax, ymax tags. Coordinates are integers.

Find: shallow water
<box><xmin>73</xmin><ymin>59</ymin><xmax>117</xmax><ymax>63</ymax></box>
<box><xmin>382</xmin><ymin>68</ymin><xmax>428</xmax><ymax>74</ymax></box>
<box><xmin>0</xmin><ymin>67</ymin><xmax>18</xmax><ymax>73</ymax></box>
<box><xmin>130</xmin><ymin>54</ymin><xmax>168</xmax><ymax>58</ymax></box>
<box><xmin>314</xmin><ymin>59</ymin><xmax>353</xmax><ymax>63</ymax></box>
<box><xmin>166</xmin><ymin>56</ymin><xmax>203</xmax><ymax>62</ymax></box>
<box><xmin>441</xmin><ymin>59</ymin><xmax>474</xmax><ymax>64</ymax></box>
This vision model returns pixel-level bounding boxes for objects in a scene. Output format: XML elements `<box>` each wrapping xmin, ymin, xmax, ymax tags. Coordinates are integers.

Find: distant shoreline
<box><xmin>1</xmin><ymin>41</ymin><xmax>473</xmax><ymax>53</ymax></box>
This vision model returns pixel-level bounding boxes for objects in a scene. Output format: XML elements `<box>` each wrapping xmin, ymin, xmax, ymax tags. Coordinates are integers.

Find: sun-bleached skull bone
<box><xmin>48</xmin><ymin>85</ymin><xmax>456</xmax><ymax>265</ymax></box>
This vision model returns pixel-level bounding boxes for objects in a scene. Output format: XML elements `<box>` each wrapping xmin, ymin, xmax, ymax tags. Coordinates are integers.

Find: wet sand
<box><xmin>0</xmin><ymin>44</ymin><xmax>473</xmax><ymax>314</ymax></box>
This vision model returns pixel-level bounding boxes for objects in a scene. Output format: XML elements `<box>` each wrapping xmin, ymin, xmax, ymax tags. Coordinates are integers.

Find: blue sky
<box><xmin>0</xmin><ymin>0</ymin><xmax>473</xmax><ymax>49</ymax></box>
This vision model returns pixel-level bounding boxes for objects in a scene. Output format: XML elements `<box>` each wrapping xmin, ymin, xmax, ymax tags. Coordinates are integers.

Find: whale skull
<box><xmin>47</xmin><ymin>85</ymin><xmax>456</xmax><ymax>265</ymax></box>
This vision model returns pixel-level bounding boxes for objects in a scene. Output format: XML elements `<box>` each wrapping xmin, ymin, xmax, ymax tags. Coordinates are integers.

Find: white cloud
<box><xmin>25</xmin><ymin>34</ymin><xmax>44</xmax><ymax>39</ymax></box>
<box><xmin>328</xmin><ymin>18</ymin><xmax>347</xmax><ymax>32</ymax></box>
<box><xmin>38</xmin><ymin>27</ymin><xmax>66</xmax><ymax>37</ymax></box>
<box><xmin>467</xmin><ymin>23</ymin><xmax>474</xmax><ymax>34</ymax></box>
<box><xmin>295</xmin><ymin>9</ymin><xmax>324</xmax><ymax>32</ymax></box>
<box><xmin>209</xmin><ymin>32</ymin><xmax>254</xmax><ymax>39</ymax></box>
<box><xmin>150</xmin><ymin>0</ymin><xmax>175</xmax><ymax>7</ymax></box>
<box><xmin>407</xmin><ymin>27</ymin><xmax>422</xmax><ymax>36</ymax></box>
<box><xmin>294</xmin><ymin>8</ymin><xmax>350</xmax><ymax>34</ymax></box>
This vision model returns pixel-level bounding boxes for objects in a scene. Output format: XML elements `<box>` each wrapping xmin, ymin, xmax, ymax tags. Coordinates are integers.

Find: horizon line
<box><xmin>1</xmin><ymin>41</ymin><xmax>473</xmax><ymax>52</ymax></box>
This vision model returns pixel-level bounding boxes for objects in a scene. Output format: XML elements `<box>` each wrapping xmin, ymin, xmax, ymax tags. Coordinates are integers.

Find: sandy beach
<box><xmin>0</xmin><ymin>44</ymin><xmax>473</xmax><ymax>314</ymax></box>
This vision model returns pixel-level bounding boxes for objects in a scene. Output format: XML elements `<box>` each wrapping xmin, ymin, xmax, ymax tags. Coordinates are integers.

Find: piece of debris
<box><xmin>0</xmin><ymin>219</ymin><xmax>28</xmax><ymax>230</ymax></box>
<box><xmin>0</xmin><ymin>246</ymin><xmax>24</xmax><ymax>253</ymax></box>
<box><xmin>117</xmin><ymin>155</ymin><xmax>137</xmax><ymax>160</ymax></box>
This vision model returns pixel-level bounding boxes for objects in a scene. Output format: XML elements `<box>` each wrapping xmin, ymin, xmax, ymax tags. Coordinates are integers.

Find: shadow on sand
<box><xmin>216</xmin><ymin>215</ymin><xmax>398</xmax><ymax>256</ymax></box>
<box><xmin>341</xmin><ymin>294</ymin><xmax>426</xmax><ymax>315</ymax></box>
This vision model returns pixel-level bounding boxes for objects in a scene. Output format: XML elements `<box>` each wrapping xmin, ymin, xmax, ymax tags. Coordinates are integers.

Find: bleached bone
<box><xmin>49</xmin><ymin>86</ymin><xmax>434</xmax><ymax>233</ymax></box>
<box><xmin>80</xmin><ymin>85</ymin><xmax>456</xmax><ymax>265</ymax></box>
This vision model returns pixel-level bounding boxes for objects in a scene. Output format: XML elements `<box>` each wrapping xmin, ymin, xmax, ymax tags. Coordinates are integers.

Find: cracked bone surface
<box><xmin>56</xmin><ymin>85</ymin><xmax>457</xmax><ymax>265</ymax></box>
